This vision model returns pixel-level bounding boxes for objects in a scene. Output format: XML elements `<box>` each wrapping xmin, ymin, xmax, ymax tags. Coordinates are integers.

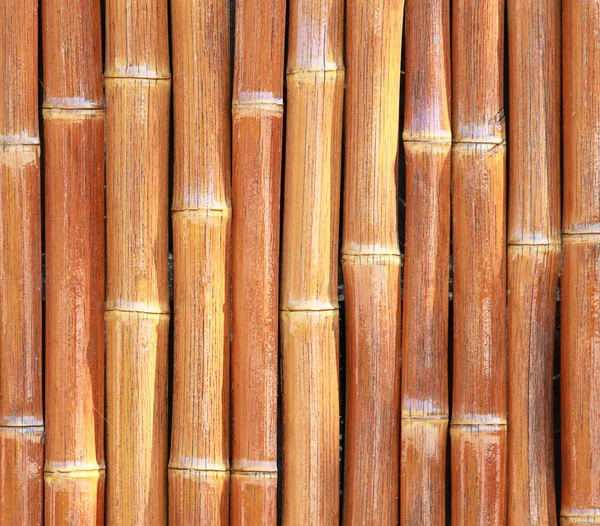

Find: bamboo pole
<box><xmin>507</xmin><ymin>0</ymin><xmax>560</xmax><ymax>523</ymax></box>
<box><xmin>401</xmin><ymin>0</ymin><xmax>451</xmax><ymax>523</ymax></box>
<box><xmin>104</xmin><ymin>0</ymin><xmax>170</xmax><ymax>523</ymax></box>
<box><xmin>168</xmin><ymin>0</ymin><xmax>231</xmax><ymax>523</ymax></box>
<box><xmin>230</xmin><ymin>0</ymin><xmax>286</xmax><ymax>522</ymax></box>
<box><xmin>450</xmin><ymin>0</ymin><xmax>507</xmax><ymax>523</ymax></box>
<box><xmin>280</xmin><ymin>0</ymin><xmax>344</xmax><ymax>522</ymax></box>
<box><xmin>41</xmin><ymin>0</ymin><xmax>105</xmax><ymax>522</ymax></box>
<box><xmin>341</xmin><ymin>1</ymin><xmax>403</xmax><ymax>523</ymax></box>
<box><xmin>561</xmin><ymin>2</ymin><xmax>600</xmax><ymax>523</ymax></box>
<box><xmin>0</xmin><ymin>0</ymin><xmax>43</xmax><ymax>523</ymax></box>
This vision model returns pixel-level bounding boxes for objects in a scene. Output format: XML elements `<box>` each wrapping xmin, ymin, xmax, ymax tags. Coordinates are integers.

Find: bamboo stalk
<box><xmin>0</xmin><ymin>0</ymin><xmax>43</xmax><ymax>523</ymax></box>
<box><xmin>41</xmin><ymin>0</ymin><xmax>105</xmax><ymax>522</ymax></box>
<box><xmin>507</xmin><ymin>0</ymin><xmax>560</xmax><ymax>523</ymax></box>
<box><xmin>561</xmin><ymin>2</ymin><xmax>600</xmax><ymax>523</ymax></box>
<box><xmin>280</xmin><ymin>0</ymin><xmax>344</xmax><ymax>522</ymax></box>
<box><xmin>168</xmin><ymin>0</ymin><xmax>231</xmax><ymax>523</ymax></box>
<box><xmin>451</xmin><ymin>0</ymin><xmax>507</xmax><ymax>523</ymax></box>
<box><xmin>401</xmin><ymin>0</ymin><xmax>451</xmax><ymax>524</ymax></box>
<box><xmin>104</xmin><ymin>0</ymin><xmax>170</xmax><ymax>523</ymax></box>
<box><xmin>230</xmin><ymin>0</ymin><xmax>286</xmax><ymax>523</ymax></box>
<box><xmin>341</xmin><ymin>1</ymin><xmax>403</xmax><ymax>523</ymax></box>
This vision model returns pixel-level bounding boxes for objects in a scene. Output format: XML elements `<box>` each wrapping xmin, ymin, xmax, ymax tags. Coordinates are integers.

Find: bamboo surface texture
<box><xmin>507</xmin><ymin>0</ymin><xmax>560</xmax><ymax>523</ymax></box>
<box><xmin>231</xmin><ymin>0</ymin><xmax>286</xmax><ymax>523</ymax></box>
<box><xmin>451</xmin><ymin>0</ymin><xmax>507</xmax><ymax>524</ymax></box>
<box><xmin>341</xmin><ymin>1</ymin><xmax>403</xmax><ymax>524</ymax></box>
<box><xmin>561</xmin><ymin>2</ymin><xmax>600</xmax><ymax>523</ymax></box>
<box><xmin>42</xmin><ymin>0</ymin><xmax>105</xmax><ymax>523</ymax></box>
<box><xmin>0</xmin><ymin>0</ymin><xmax>44</xmax><ymax>524</ymax></box>
<box><xmin>401</xmin><ymin>0</ymin><xmax>451</xmax><ymax>524</ymax></box>
<box><xmin>280</xmin><ymin>0</ymin><xmax>344</xmax><ymax>523</ymax></box>
<box><xmin>105</xmin><ymin>0</ymin><xmax>171</xmax><ymax>523</ymax></box>
<box><xmin>168</xmin><ymin>1</ymin><xmax>231</xmax><ymax>524</ymax></box>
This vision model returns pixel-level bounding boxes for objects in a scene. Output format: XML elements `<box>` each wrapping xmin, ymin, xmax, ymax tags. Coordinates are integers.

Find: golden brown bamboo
<box><xmin>104</xmin><ymin>0</ymin><xmax>170</xmax><ymax>523</ymax></box>
<box><xmin>230</xmin><ymin>0</ymin><xmax>286</xmax><ymax>522</ymax></box>
<box><xmin>401</xmin><ymin>0</ymin><xmax>450</xmax><ymax>523</ymax></box>
<box><xmin>451</xmin><ymin>0</ymin><xmax>507</xmax><ymax>522</ymax></box>
<box><xmin>0</xmin><ymin>1</ymin><xmax>43</xmax><ymax>523</ymax></box>
<box><xmin>280</xmin><ymin>0</ymin><xmax>344</xmax><ymax>522</ymax></box>
<box><xmin>41</xmin><ymin>0</ymin><xmax>105</xmax><ymax>523</ymax></box>
<box><xmin>168</xmin><ymin>0</ymin><xmax>231</xmax><ymax>523</ymax></box>
<box><xmin>341</xmin><ymin>1</ymin><xmax>403</xmax><ymax>523</ymax></box>
<box><xmin>507</xmin><ymin>0</ymin><xmax>560</xmax><ymax>523</ymax></box>
<box><xmin>561</xmin><ymin>1</ymin><xmax>600</xmax><ymax>522</ymax></box>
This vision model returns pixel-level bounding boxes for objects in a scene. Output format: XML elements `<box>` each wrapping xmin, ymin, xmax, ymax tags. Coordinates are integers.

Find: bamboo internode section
<box><xmin>0</xmin><ymin>0</ymin><xmax>43</xmax><ymax>524</ymax></box>
<box><xmin>42</xmin><ymin>0</ymin><xmax>105</xmax><ymax>523</ymax></box>
<box><xmin>280</xmin><ymin>0</ymin><xmax>344</xmax><ymax>523</ymax></box>
<box><xmin>168</xmin><ymin>0</ymin><xmax>231</xmax><ymax>523</ymax></box>
<box><xmin>342</xmin><ymin>1</ymin><xmax>403</xmax><ymax>523</ymax></box>
<box><xmin>105</xmin><ymin>0</ymin><xmax>171</xmax><ymax>523</ymax></box>
<box><xmin>231</xmin><ymin>0</ymin><xmax>286</xmax><ymax>522</ymax></box>
<box><xmin>451</xmin><ymin>0</ymin><xmax>507</xmax><ymax>523</ymax></box>
<box><xmin>401</xmin><ymin>0</ymin><xmax>451</xmax><ymax>524</ymax></box>
<box><xmin>507</xmin><ymin>0</ymin><xmax>560</xmax><ymax>523</ymax></box>
<box><xmin>561</xmin><ymin>2</ymin><xmax>600</xmax><ymax>523</ymax></box>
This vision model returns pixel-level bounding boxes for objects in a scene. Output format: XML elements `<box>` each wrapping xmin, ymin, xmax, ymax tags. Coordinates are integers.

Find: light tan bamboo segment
<box><xmin>280</xmin><ymin>0</ymin><xmax>343</xmax><ymax>522</ymax></box>
<box><xmin>506</xmin><ymin>0</ymin><xmax>560</xmax><ymax>523</ymax></box>
<box><xmin>451</xmin><ymin>0</ymin><xmax>506</xmax><ymax>522</ymax></box>
<box><xmin>0</xmin><ymin>1</ymin><xmax>43</xmax><ymax>523</ymax></box>
<box><xmin>231</xmin><ymin>0</ymin><xmax>286</xmax><ymax>522</ymax></box>
<box><xmin>342</xmin><ymin>1</ymin><xmax>403</xmax><ymax>523</ymax></box>
<box><xmin>401</xmin><ymin>0</ymin><xmax>450</xmax><ymax>523</ymax></box>
<box><xmin>105</xmin><ymin>0</ymin><xmax>170</xmax><ymax>523</ymax></box>
<box><xmin>168</xmin><ymin>1</ymin><xmax>231</xmax><ymax>523</ymax></box>
<box><xmin>561</xmin><ymin>1</ymin><xmax>600</xmax><ymax>522</ymax></box>
<box><xmin>41</xmin><ymin>0</ymin><xmax>105</xmax><ymax>523</ymax></box>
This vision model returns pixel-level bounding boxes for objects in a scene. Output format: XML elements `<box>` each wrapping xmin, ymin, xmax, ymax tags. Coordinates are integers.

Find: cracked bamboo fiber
<box><xmin>168</xmin><ymin>0</ymin><xmax>231</xmax><ymax>524</ymax></box>
<box><xmin>0</xmin><ymin>0</ymin><xmax>43</xmax><ymax>524</ymax></box>
<box><xmin>42</xmin><ymin>0</ymin><xmax>105</xmax><ymax>523</ymax></box>
<box><xmin>104</xmin><ymin>0</ymin><xmax>171</xmax><ymax>523</ymax></box>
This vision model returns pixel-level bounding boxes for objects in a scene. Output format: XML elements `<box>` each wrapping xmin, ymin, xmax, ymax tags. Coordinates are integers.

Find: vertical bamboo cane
<box><xmin>342</xmin><ymin>1</ymin><xmax>403</xmax><ymax>523</ymax></box>
<box><xmin>507</xmin><ymin>0</ymin><xmax>560</xmax><ymax>523</ymax></box>
<box><xmin>280</xmin><ymin>0</ymin><xmax>344</xmax><ymax>522</ymax></box>
<box><xmin>168</xmin><ymin>0</ymin><xmax>231</xmax><ymax>523</ymax></box>
<box><xmin>105</xmin><ymin>0</ymin><xmax>170</xmax><ymax>523</ymax></box>
<box><xmin>451</xmin><ymin>0</ymin><xmax>507</xmax><ymax>523</ymax></box>
<box><xmin>401</xmin><ymin>0</ymin><xmax>451</xmax><ymax>523</ymax></box>
<box><xmin>0</xmin><ymin>0</ymin><xmax>43</xmax><ymax>523</ymax></box>
<box><xmin>561</xmin><ymin>2</ymin><xmax>600</xmax><ymax>523</ymax></box>
<box><xmin>231</xmin><ymin>0</ymin><xmax>286</xmax><ymax>523</ymax></box>
<box><xmin>42</xmin><ymin>0</ymin><xmax>105</xmax><ymax>523</ymax></box>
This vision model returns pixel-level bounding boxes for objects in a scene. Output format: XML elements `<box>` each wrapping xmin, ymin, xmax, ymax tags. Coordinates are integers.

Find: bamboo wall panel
<box><xmin>507</xmin><ymin>0</ymin><xmax>560</xmax><ymax>523</ymax></box>
<box><xmin>280</xmin><ymin>0</ymin><xmax>344</xmax><ymax>521</ymax></box>
<box><xmin>105</xmin><ymin>0</ymin><xmax>171</xmax><ymax>523</ymax></box>
<box><xmin>401</xmin><ymin>0</ymin><xmax>451</xmax><ymax>523</ymax></box>
<box><xmin>342</xmin><ymin>2</ymin><xmax>403</xmax><ymax>523</ymax></box>
<box><xmin>42</xmin><ymin>0</ymin><xmax>105</xmax><ymax>523</ymax></box>
<box><xmin>231</xmin><ymin>0</ymin><xmax>286</xmax><ymax>522</ymax></box>
<box><xmin>0</xmin><ymin>2</ymin><xmax>43</xmax><ymax>522</ymax></box>
<box><xmin>562</xmin><ymin>1</ymin><xmax>600</xmax><ymax>522</ymax></box>
<box><xmin>168</xmin><ymin>1</ymin><xmax>231</xmax><ymax>523</ymax></box>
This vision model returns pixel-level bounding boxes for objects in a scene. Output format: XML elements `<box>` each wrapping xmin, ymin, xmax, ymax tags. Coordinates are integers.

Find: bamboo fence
<box><xmin>3</xmin><ymin>1</ymin><xmax>600</xmax><ymax>524</ymax></box>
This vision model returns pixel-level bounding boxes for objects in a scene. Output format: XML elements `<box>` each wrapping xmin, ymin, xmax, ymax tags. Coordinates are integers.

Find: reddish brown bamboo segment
<box><xmin>105</xmin><ymin>0</ymin><xmax>170</xmax><ymax>522</ymax></box>
<box><xmin>507</xmin><ymin>246</ymin><xmax>559</xmax><ymax>525</ymax></box>
<box><xmin>342</xmin><ymin>0</ymin><xmax>403</xmax><ymax>523</ymax></box>
<box><xmin>0</xmin><ymin>1</ymin><xmax>43</xmax><ymax>523</ymax></box>
<box><xmin>231</xmin><ymin>0</ymin><xmax>285</xmax><ymax>521</ymax></box>
<box><xmin>168</xmin><ymin>0</ymin><xmax>231</xmax><ymax>521</ymax></box>
<box><xmin>42</xmin><ymin>0</ymin><xmax>105</xmax><ymax>521</ymax></box>
<box><xmin>451</xmin><ymin>143</ymin><xmax>507</xmax><ymax>524</ymax></box>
